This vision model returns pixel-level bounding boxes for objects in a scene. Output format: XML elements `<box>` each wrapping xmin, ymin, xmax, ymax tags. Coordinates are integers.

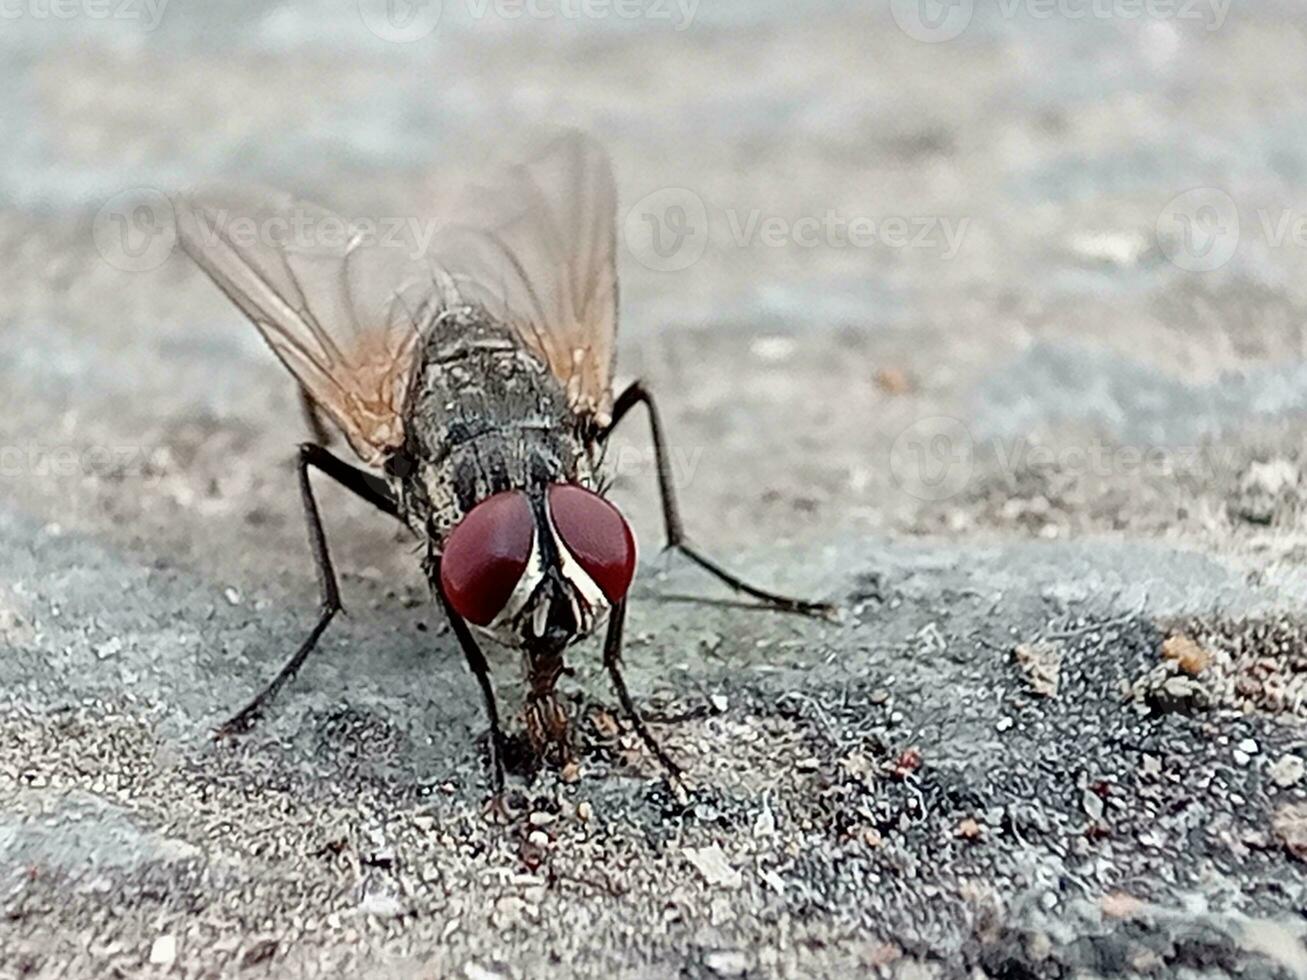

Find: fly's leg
<box><xmin>215</xmin><ymin>443</ymin><xmax>399</xmax><ymax>738</ymax></box>
<box><xmin>298</xmin><ymin>387</ymin><xmax>333</xmax><ymax>446</ymax></box>
<box><xmin>601</xmin><ymin>381</ymin><xmax>835</xmax><ymax>617</ymax></box>
<box><xmin>433</xmin><ymin>559</ymin><xmax>509</xmax><ymax>802</ymax></box>
<box><xmin>603</xmin><ymin>599</ymin><xmax>683</xmax><ymax>782</ymax></box>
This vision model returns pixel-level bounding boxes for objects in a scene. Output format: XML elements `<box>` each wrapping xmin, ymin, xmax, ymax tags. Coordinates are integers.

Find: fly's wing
<box><xmin>174</xmin><ymin>189</ymin><xmax>450</xmax><ymax>467</ymax></box>
<box><xmin>434</xmin><ymin>130</ymin><xmax>620</xmax><ymax>426</ymax></box>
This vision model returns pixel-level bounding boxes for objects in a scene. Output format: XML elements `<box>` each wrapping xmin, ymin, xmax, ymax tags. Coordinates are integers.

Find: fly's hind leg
<box><xmin>215</xmin><ymin>443</ymin><xmax>400</xmax><ymax>737</ymax></box>
<box><xmin>600</xmin><ymin>381</ymin><xmax>835</xmax><ymax>617</ymax></box>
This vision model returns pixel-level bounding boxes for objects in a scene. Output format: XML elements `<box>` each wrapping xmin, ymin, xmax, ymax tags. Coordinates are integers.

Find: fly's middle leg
<box><xmin>600</xmin><ymin>381</ymin><xmax>835</xmax><ymax>617</ymax></box>
<box><xmin>298</xmin><ymin>386</ymin><xmax>335</xmax><ymax>446</ymax></box>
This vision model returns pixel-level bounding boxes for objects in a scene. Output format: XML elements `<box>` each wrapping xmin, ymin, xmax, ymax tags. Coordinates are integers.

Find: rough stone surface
<box><xmin>4</xmin><ymin>2</ymin><xmax>1307</xmax><ymax>977</ymax></box>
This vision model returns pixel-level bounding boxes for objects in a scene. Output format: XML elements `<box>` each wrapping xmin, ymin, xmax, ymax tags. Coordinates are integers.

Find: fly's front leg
<box><xmin>215</xmin><ymin>443</ymin><xmax>400</xmax><ymax>737</ymax></box>
<box><xmin>432</xmin><ymin>558</ymin><xmax>509</xmax><ymax>801</ymax></box>
<box><xmin>601</xmin><ymin>381</ymin><xmax>834</xmax><ymax>617</ymax></box>
<box><xmin>603</xmin><ymin>599</ymin><xmax>682</xmax><ymax>782</ymax></box>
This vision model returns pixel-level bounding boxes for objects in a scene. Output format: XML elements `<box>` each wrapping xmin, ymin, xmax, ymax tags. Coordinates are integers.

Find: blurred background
<box><xmin>7</xmin><ymin>0</ymin><xmax>1307</xmax><ymax>562</ymax></box>
<box><xmin>6</xmin><ymin>2</ymin><xmax>1307</xmax><ymax>976</ymax></box>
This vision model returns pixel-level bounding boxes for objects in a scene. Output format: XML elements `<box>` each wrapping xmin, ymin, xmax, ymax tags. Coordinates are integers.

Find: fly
<box><xmin>173</xmin><ymin>130</ymin><xmax>832</xmax><ymax>798</ymax></box>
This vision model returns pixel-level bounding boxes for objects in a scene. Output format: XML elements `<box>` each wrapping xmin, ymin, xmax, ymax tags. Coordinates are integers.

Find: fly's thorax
<box><xmin>391</xmin><ymin>305</ymin><xmax>596</xmax><ymax>543</ymax></box>
<box><xmin>402</xmin><ymin>427</ymin><xmax>596</xmax><ymax>546</ymax></box>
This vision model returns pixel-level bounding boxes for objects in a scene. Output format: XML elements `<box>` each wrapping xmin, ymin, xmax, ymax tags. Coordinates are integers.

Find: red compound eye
<box><xmin>548</xmin><ymin>484</ymin><xmax>637</xmax><ymax>603</ymax></box>
<box><xmin>440</xmin><ymin>490</ymin><xmax>534</xmax><ymax>626</ymax></box>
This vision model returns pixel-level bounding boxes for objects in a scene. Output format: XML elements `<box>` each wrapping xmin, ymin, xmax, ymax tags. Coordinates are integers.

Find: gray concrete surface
<box><xmin>5</xmin><ymin>1</ymin><xmax>1307</xmax><ymax>976</ymax></box>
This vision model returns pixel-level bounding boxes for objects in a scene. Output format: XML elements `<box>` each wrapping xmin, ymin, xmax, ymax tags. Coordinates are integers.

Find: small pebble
<box><xmin>528</xmin><ymin>830</ymin><xmax>549</xmax><ymax>848</ymax></box>
<box><xmin>1082</xmin><ymin>791</ymin><xmax>1104</xmax><ymax>822</ymax></box>
<box><xmin>149</xmin><ymin>935</ymin><xmax>177</xmax><ymax>966</ymax></box>
<box><xmin>710</xmin><ymin>693</ymin><xmax>729</xmax><ymax>713</ymax></box>
<box><xmin>704</xmin><ymin>949</ymin><xmax>750</xmax><ymax>977</ymax></box>
<box><xmin>683</xmin><ymin>845</ymin><xmax>743</xmax><ymax>889</ymax></box>
<box><xmin>358</xmin><ymin>892</ymin><xmax>404</xmax><ymax>918</ymax></box>
<box><xmin>956</xmin><ymin>818</ymin><xmax>982</xmax><ymax>840</ymax></box>
<box><xmin>1270</xmin><ymin>755</ymin><xmax>1305</xmax><ymax>788</ymax></box>
<box><xmin>996</xmin><ymin>717</ymin><xmax>1014</xmax><ymax>732</ymax></box>
<box><xmin>576</xmin><ymin>801</ymin><xmax>593</xmax><ymax>822</ymax></box>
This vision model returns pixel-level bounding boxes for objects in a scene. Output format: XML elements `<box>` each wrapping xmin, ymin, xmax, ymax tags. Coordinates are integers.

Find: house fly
<box><xmin>173</xmin><ymin>130</ymin><xmax>831</xmax><ymax>796</ymax></box>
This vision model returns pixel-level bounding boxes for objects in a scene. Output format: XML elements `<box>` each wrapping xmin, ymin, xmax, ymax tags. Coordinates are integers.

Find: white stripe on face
<box><xmin>480</xmin><ymin>519</ymin><xmax>543</xmax><ymax>645</ymax></box>
<box><xmin>543</xmin><ymin>503</ymin><xmax>611</xmax><ymax>637</ymax></box>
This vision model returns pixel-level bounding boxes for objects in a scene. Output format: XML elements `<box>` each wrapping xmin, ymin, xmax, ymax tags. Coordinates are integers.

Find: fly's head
<box><xmin>436</xmin><ymin>484</ymin><xmax>637</xmax><ymax>657</ymax></box>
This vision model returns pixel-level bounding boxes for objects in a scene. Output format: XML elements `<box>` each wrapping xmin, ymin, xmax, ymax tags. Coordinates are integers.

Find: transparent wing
<box><xmin>175</xmin><ymin>129</ymin><xmax>621</xmax><ymax>458</ymax></box>
<box><xmin>434</xmin><ymin>129</ymin><xmax>620</xmax><ymax>425</ymax></box>
<box><xmin>174</xmin><ymin>188</ymin><xmax>449</xmax><ymax>466</ymax></box>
